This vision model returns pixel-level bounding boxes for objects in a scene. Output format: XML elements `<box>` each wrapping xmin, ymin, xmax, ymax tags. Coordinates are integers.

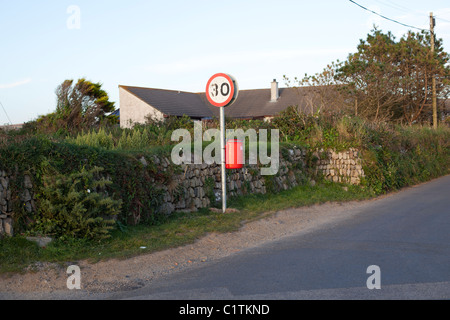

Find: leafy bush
<box><xmin>360</xmin><ymin>125</ymin><xmax>450</xmax><ymax>194</ymax></box>
<box><xmin>29</xmin><ymin>166</ymin><xmax>122</xmax><ymax>240</ymax></box>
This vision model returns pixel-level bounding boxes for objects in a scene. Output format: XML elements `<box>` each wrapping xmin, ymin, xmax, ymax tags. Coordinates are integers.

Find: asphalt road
<box><xmin>113</xmin><ymin>175</ymin><xmax>450</xmax><ymax>300</ymax></box>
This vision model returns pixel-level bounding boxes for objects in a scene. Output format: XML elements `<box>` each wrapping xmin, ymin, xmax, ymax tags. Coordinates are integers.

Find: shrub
<box><xmin>117</xmin><ymin>128</ymin><xmax>151</xmax><ymax>150</ymax></box>
<box><xmin>360</xmin><ymin>125</ymin><xmax>450</xmax><ymax>194</ymax></box>
<box><xmin>30</xmin><ymin>166</ymin><xmax>122</xmax><ymax>240</ymax></box>
<box><xmin>70</xmin><ymin>128</ymin><xmax>114</xmax><ymax>149</ymax></box>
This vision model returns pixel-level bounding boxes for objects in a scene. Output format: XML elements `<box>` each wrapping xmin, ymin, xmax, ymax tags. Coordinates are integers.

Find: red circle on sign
<box><xmin>206</xmin><ymin>73</ymin><xmax>235</xmax><ymax>107</ymax></box>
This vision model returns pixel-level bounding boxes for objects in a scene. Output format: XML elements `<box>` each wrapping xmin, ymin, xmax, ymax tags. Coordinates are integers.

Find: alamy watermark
<box><xmin>66</xmin><ymin>265</ymin><xmax>81</xmax><ymax>290</ymax></box>
<box><xmin>366</xmin><ymin>265</ymin><xmax>381</xmax><ymax>290</ymax></box>
<box><xmin>171</xmin><ymin>121</ymin><xmax>280</xmax><ymax>175</ymax></box>
<box><xmin>66</xmin><ymin>5</ymin><xmax>81</xmax><ymax>30</ymax></box>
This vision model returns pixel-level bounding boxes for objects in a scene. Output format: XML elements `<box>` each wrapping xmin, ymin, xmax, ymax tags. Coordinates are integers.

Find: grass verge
<box><xmin>0</xmin><ymin>180</ymin><xmax>374</xmax><ymax>274</ymax></box>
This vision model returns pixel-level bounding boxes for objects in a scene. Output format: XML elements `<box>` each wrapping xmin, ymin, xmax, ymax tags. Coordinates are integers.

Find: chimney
<box><xmin>271</xmin><ymin>79</ymin><xmax>279</xmax><ymax>102</ymax></box>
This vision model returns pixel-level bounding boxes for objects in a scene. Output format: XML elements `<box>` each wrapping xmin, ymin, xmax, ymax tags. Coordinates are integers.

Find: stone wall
<box><xmin>150</xmin><ymin>146</ymin><xmax>365</xmax><ymax>216</ymax></box>
<box><xmin>0</xmin><ymin>171</ymin><xmax>37</xmax><ymax>237</ymax></box>
<box><xmin>0</xmin><ymin>147</ymin><xmax>365</xmax><ymax>236</ymax></box>
<box><xmin>0</xmin><ymin>171</ymin><xmax>13</xmax><ymax>237</ymax></box>
<box><xmin>146</xmin><ymin>146</ymin><xmax>306</xmax><ymax>216</ymax></box>
<box><xmin>315</xmin><ymin>148</ymin><xmax>365</xmax><ymax>185</ymax></box>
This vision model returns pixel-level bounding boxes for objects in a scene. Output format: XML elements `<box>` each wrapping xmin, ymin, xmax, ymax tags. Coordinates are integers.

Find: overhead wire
<box><xmin>348</xmin><ymin>0</ymin><xmax>428</xmax><ymax>31</ymax></box>
<box><xmin>374</xmin><ymin>0</ymin><xmax>450</xmax><ymax>24</ymax></box>
<box><xmin>373</xmin><ymin>0</ymin><xmax>412</xmax><ymax>14</ymax></box>
<box><xmin>0</xmin><ymin>100</ymin><xmax>13</xmax><ymax>125</ymax></box>
<box><xmin>435</xmin><ymin>16</ymin><xmax>450</xmax><ymax>24</ymax></box>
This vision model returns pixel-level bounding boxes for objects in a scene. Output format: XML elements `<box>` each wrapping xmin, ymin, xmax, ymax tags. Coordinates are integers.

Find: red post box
<box><xmin>225</xmin><ymin>139</ymin><xmax>244</xmax><ymax>169</ymax></box>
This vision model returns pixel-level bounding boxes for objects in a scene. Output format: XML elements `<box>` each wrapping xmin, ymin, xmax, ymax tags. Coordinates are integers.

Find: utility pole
<box><xmin>430</xmin><ymin>12</ymin><xmax>438</xmax><ymax>129</ymax></box>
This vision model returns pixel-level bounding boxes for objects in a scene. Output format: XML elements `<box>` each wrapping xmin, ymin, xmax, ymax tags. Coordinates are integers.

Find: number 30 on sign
<box><xmin>206</xmin><ymin>73</ymin><xmax>239</xmax><ymax>108</ymax></box>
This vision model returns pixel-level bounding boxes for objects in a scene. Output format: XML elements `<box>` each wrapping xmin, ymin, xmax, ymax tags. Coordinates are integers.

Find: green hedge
<box><xmin>360</xmin><ymin>126</ymin><xmax>450</xmax><ymax>194</ymax></box>
<box><xmin>0</xmin><ymin>136</ymin><xmax>172</xmax><ymax>238</ymax></box>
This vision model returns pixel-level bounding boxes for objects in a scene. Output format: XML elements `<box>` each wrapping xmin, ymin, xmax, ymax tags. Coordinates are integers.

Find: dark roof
<box><xmin>201</xmin><ymin>87</ymin><xmax>317</xmax><ymax>119</ymax></box>
<box><xmin>120</xmin><ymin>85</ymin><xmax>324</xmax><ymax>119</ymax></box>
<box><xmin>120</xmin><ymin>85</ymin><xmax>214</xmax><ymax>119</ymax></box>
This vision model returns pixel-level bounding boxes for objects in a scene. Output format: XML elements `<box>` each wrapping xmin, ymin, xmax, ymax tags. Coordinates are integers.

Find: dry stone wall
<box><xmin>315</xmin><ymin>148</ymin><xmax>365</xmax><ymax>185</ymax></box>
<box><xmin>149</xmin><ymin>146</ymin><xmax>365</xmax><ymax>216</ymax></box>
<box><xmin>147</xmin><ymin>146</ymin><xmax>306</xmax><ymax>216</ymax></box>
<box><xmin>0</xmin><ymin>171</ymin><xmax>37</xmax><ymax>237</ymax></box>
<box><xmin>0</xmin><ymin>172</ymin><xmax>13</xmax><ymax>237</ymax></box>
<box><xmin>0</xmin><ymin>147</ymin><xmax>365</xmax><ymax>237</ymax></box>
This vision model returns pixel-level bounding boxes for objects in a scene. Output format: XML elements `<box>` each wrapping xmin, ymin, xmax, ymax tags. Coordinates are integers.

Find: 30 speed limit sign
<box><xmin>206</xmin><ymin>73</ymin><xmax>239</xmax><ymax>108</ymax></box>
<box><xmin>205</xmin><ymin>73</ymin><xmax>239</xmax><ymax>214</ymax></box>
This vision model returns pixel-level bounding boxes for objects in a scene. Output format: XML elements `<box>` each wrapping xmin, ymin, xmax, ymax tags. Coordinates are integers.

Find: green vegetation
<box><xmin>36</xmin><ymin>79</ymin><xmax>118</xmax><ymax>135</ymax></box>
<box><xmin>32</xmin><ymin>166</ymin><xmax>122</xmax><ymax>241</ymax></box>
<box><xmin>360</xmin><ymin>125</ymin><xmax>450</xmax><ymax>194</ymax></box>
<box><xmin>0</xmin><ymin>136</ymin><xmax>173</xmax><ymax>235</ymax></box>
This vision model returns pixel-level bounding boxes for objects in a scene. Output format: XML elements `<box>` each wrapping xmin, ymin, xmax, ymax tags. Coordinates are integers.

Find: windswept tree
<box><xmin>38</xmin><ymin>79</ymin><xmax>117</xmax><ymax>134</ymax></box>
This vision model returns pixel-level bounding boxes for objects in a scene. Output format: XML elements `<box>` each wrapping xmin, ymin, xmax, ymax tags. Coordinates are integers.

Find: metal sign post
<box><xmin>220</xmin><ymin>106</ymin><xmax>227</xmax><ymax>213</ymax></box>
<box><xmin>206</xmin><ymin>73</ymin><xmax>239</xmax><ymax>213</ymax></box>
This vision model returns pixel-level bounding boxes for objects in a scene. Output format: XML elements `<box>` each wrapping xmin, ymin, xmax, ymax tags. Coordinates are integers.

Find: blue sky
<box><xmin>1</xmin><ymin>0</ymin><xmax>449</xmax><ymax>124</ymax></box>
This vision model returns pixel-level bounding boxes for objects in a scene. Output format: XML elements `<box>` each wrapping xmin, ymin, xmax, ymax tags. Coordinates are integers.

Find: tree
<box><xmin>396</xmin><ymin>31</ymin><xmax>450</xmax><ymax>124</ymax></box>
<box><xmin>38</xmin><ymin>79</ymin><xmax>117</xmax><ymax>134</ymax></box>
<box><xmin>335</xmin><ymin>29</ymin><xmax>405</xmax><ymax>122</ymax></box>
<box><xmin>335</xmin><ymin>28</ymin><xmax>450</xmax><ymax>124</ymax></box>
<box><xmin>284</xmin><ymin>62</ymin><xmax>350</xmax><ymax>117</ymax></box>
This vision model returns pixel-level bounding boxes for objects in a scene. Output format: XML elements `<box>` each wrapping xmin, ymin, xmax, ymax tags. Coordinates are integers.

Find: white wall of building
<box><xmin>119</xmin><ymin>87</ymin><xmax>164</xmax><ymax>128</ymax></box>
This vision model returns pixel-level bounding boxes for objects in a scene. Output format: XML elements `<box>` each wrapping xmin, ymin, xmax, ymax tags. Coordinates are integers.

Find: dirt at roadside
<box><xmin>0</xmin><ymin>198</ymin><xmax>381</xmax><ymax>297</ymax></box>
